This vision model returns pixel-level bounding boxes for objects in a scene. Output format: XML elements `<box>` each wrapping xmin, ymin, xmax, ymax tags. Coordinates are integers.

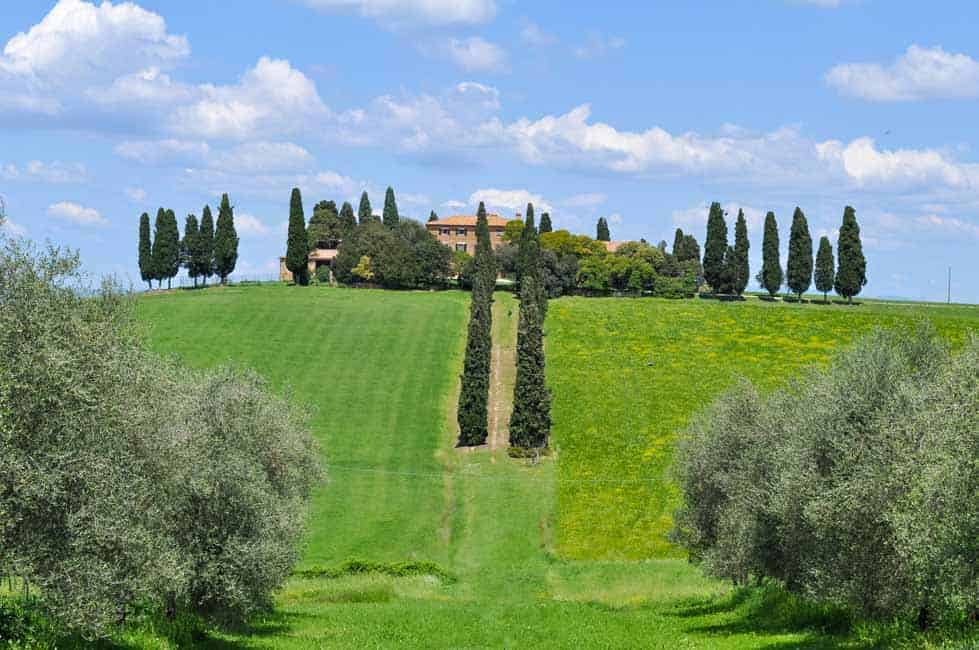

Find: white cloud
<box><xmin>396</xmin><ymin>192</ymin><xmax>431</xmax><ymax>208</ymax></box>
<box><xmin>520</xmin><ymin>21</ymin><xmax>557</xmax><ymax>46</ymax></box>
<box><xmin>469</xmin><ymin>189</ymin><xmax>552</xmax><ymax>214</ymax></box>
<box><xmin>89</xmin><ymin>66</ymin><xmax>195</xmax><ymax>107</ymax></box>
<box><xmin>916</xmin><ymin>214</ymin><xmax>979</xmax><ymax>239</ymax></box>
<box><xmin>439</xmin><ymin>37</ymin><xmax>507</xmax><ymax>73</ymax></box>
<box><xmin>1</xmin><ymin>160</ymin><xmax>88</xmax><ymax>183</ymax></box>
<box><xmin>125</xmin><ymin>187</ymin><xmax>147</xmax><ymax>202</ymax></box>
<box><xmin>297</xmin><ymin>0</ymin><xmax>496</xmax><ymax>26</ymax></box>
<box><xmin>212</xmin><ymin>142</ymin><xmax>315</xmax><ymax>174</ymax></box>
<box><xmin>563</xmin><ymin>192</ymin><xmax>607</xmax><ymax>208</ymax></box>
<box><xmin>114</xmin><ymin>139</ymin><xmax>210</xmax><ymax>166</ymax></box>
<box><xmin>235</xmin><ymin>212</ymin><xmax>271</xmax><ymax>237</ymax></box>
<box><xmin>816</xmin><ymin>137</ymin><xmax>979</xmax><ymax>190</ymax></box>
<box><xmin>442</xmin><ymin>199</ymin><xmax>467</xmax><ymax>210</ymax></box>
<box><xmin>826</xmin><ymin>45</ymin><xmax>979</xmax><ymax>102</ymax></box>
<box><xmin>47</xmin><ymin>201</ymin><xmax>108</xmax><ymax>226</ymax></box>
<box><xmin>180</xmin><ymin>168</ymin><xmax>360</xmax><ymax>202</ymax></box>
<box><xmin>573</xmin><ymin>33</ymin><xmax>626</xmax><ymax>60</ymax></box>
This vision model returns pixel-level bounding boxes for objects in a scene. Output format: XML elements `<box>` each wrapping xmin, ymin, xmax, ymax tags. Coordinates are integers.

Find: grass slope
<box><xmin>547</xmin><ymin>297</ymin><xmax>979</xmax><ymax>560</ymax></box>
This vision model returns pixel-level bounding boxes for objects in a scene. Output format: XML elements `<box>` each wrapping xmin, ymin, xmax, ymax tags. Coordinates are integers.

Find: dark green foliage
<box><xmin>198</xmin><ymin>205</ymin><xmax>215</xmax><ymax>286</ymax></box>
<box><xmin>757</xmin><ymin>211</ymin><xmax>782</xmax><ymax>297</ymax></box>
<box><xmin>596</xmin><ymin>217</ymin><xmax>610</xmax><ymax>241</ymax></box>
<box><xmin>428</xmin><ymin>210</ymin><xmax>438</xmax><ymax>222</ymax></box>
<box><xmin>509</xmin><ymin>275</ymin><xmax>550</xmax><ymax>449</ymax></box>
<box><xmin>338</xmin><ymin>201</ymin><xmax>357</xmax><ymax>239</ymax></box>
<box><xmin>286</xmin><ymin>188</ymin><xmax>309</xmax><ymax>285</ymax></box>
<box><xmin>213</xmin><ymin>193</ymin><xmax>238</xmax><ymax>285</ymax></box>
<box><xmin>702</xmin><ymin>202</ymin><xmax>728</xmax><ymax>292</ymax></box>
<box><xmin>308</xmin><ymin>200</ymin><xmax>341</xmax><ymax>250</ymax></box>
<box><xmin>538</xmin><ymin>212</ymin><xmax>552</xmax><ymax>233</ymax></box>
<box><xmin>786</xmin><ymin>207</ymin><xmax>813</xmax><ymax>301</ymax></box>
<box><xmin>815</xmin><ymin>236</ymin><xmax>835</xmax><ymax>301</ymax></box>
<box><xmin>151</xmin><ymin>208</ymin><xmax>180</xmax><ymax>289</ymax></box>
<box><xmin>539</xmin><ymin>248</ymin><xmax>578</xmax><ymax>298</ymax></box>
<box><xmin>295</xmin><ymin>560</ymin><xmax>455</xmax><ymax>584</ymax></box>
<box><xmin>516</xmin><ymin>203</ymin><xmax>538</xmax><ymax>287</ymax></box>
<box><xmin>834</xmin><ymin>206</ymin><xmax>866</xmax><ymax>303</ymax></box>
<box><xmin>716</xmin><ymin>246</ymin><xmax>737</xmax><ymax>295</ymax></box>
<box><xmin>358</xmin><ymin>191</ymin><xmax>375</xmax><ymax>224</ymax></box>
<box><xmin>182</xmin><ymin>214</ymin><xmax>200</xmax><ymax>287</ymax></box>
<box><xmin>457</xmin><ymin>204</ymin><xmax>495</xmax><ymax>446</ymax></box>
<box><xmin>382</xmin><ymin>187</ymin><xmax>400</xmax><ymax>228</ymax></box>
<box><xmin>138</xmin><ymin>212</ymin><xmax>152</xmax><ymax>290</ymax></box>
<box><xmin>733</xmin><ymin>209</ymin><xmax>749</xmax><ymax>295</ymax></box>
<box><xmin>673</xmin><ymin>228</ymin><xmax>685</xmax><ymax>257</ymax></box>
<box><xmin>334</xmin><ymin>220</ymin><xmax>451</xmax><ymax>289</ymax></box>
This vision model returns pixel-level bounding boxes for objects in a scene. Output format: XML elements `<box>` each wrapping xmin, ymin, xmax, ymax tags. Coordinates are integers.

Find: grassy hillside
<box><xmin>128</xmin><ymin>285</ymin><xmax>979</xmax><ymax>648</ymax></box>
<box><xmin>546</xmin><ymin>297</ymin><xmax>979</xmax><ymax>560</ymax></box>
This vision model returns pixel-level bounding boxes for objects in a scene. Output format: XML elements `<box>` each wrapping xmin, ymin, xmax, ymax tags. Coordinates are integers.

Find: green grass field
<box><xmin>123</xmin><ymin>285</ymin><xmax>979</xmax><ymax>648</ymax></box>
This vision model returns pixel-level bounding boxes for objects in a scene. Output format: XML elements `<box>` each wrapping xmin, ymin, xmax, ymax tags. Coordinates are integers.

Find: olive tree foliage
<box><xmin>0</xmin><ymin>234</ymin><xmax>322</xmax><ymax>638</ymax></box>
<box><xmin>672</xmin><ymin>326</ymin><xmax>979</xmax><ymax>627</ymax></box>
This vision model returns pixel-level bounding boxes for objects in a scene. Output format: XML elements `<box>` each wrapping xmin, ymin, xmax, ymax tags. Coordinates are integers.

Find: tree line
<box><xmin>137</xmin><ymin>193</ymin><xmax>239</xmax><ymax>290</ymax></box>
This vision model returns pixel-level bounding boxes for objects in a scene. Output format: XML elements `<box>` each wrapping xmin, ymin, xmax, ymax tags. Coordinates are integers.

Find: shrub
<box><xmin>315</xmin><ymin>265</ymin><xmax>332</xmax><ymax>284</ymax></box>
<box><xmin>672</xmin><ymin>325</ymin><xmax>979</xmax><ymax>627</ymax></box>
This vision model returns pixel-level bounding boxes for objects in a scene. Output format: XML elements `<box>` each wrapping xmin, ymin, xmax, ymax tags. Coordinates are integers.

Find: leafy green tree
<box><xmin>358</xmin><ymin>191</ymin><xmax>374</xmax><ymax>224</ymax></box>
<box><xmin>503</xmin><ymin>219</ymin><xmax>525</xmax><ymax>243</ymax></box>
<box><xmin>338</xmin><ymin>201</ymin><xmax>357</xmax><ymax>239</ymax></box>
<box><xmin>334</xmin><ymin>220</ymin><xmax>450</xmax><ymax>289</ymax></box>
<box><xmin>673</xmin><ymin>228</ymin><xmax>685</xmax><ymax>257</ymax></box>
<box><xmin>198</xmin><ymin>205</ymin><xmax>215</xmax><ymax>286</ymax></box>
<box><xmin>286</xmin><ymin>188</ymin><xmax>309</xmax><ymax>285</ymax></box>
<box><xmin>509</xmin><ymin>275</ymin><xmax>551</xmax><ymax>449</ymax></box>
<box><xmin>307</xmin><ymin>200</ymin><xmax>340</xmax><ymax>250</ymax></box>
<box><xmin>834</xmin><ymin>206</ymin><xmax>866</xmax><ymax>303</ymax></box>
<box><xmin>702</xmin><ymin>202</ymin><xmax>728</xmax><ymax>293</ymax></box>
<box><xmin>786</xmin><ymin>207</ymin><xmax>813</xmax><ymax>301</ymax></box>
<box><xmin>138</xmin><ymin>212</ymin><xmax>153</xmax><ymax>290</ymax></box>
<box><xmin>152</xmin><ymin>208</ymin><xmax>180</xmax><ymax>289</ymax></box>
<box><xmin>757</xmin><ymin>211</ymin><xmax>782</xmax><ymax>297</ymax></box>
<box><xmin>213</xmin><ymin>193</ymin><xmax>238</xmax><ymax>285</ymax></box>
<box><xmin>428</xmin><ymin>210</ymin><xmax>438</xmax><ymax>222</ymax></box>
<box><xmin>733</xmin><ymin>209</ymin><xmax>750</xmax><ymax>295</ymax></box>
<box><xmin>596</xmin><ymin>217</ymin><xmax>611</xmax><ymax>241</ymax></box>
<box><xmin>382</xmin><ymin>186</ymin><xmax>400</xmax><ymax>228</ymax></box>
<box><xmin>815</xmin><ymin>236</ymin><xmax>835</xmax><ymax>302</ymax></box>
<box><xmin>182</xmin><ymin>214</ymin><xmax>200</xmax><ymax>288</ymax></box>
<box><xmin>538</xmin><ymin>212</ymin><xmax>553</xmax><ymax>233</ymax></box>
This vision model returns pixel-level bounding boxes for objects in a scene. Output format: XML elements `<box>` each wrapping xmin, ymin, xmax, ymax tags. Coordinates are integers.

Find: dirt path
<box><xmin>487</xmin><ymin>294</ymin><xmax>517</xmax><ymax>453</ymax></box>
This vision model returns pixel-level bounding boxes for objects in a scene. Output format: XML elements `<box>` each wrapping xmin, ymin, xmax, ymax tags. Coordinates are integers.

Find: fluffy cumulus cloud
<box><xmin>826</xmin><ymin>45</ymin><xmax>979</xmax><ymax>101</ymax></box>
<box><xmin>1</xmin><ymin>160</ymin><xmax>88</xmax><ymax>183</ymax></box>
<box><xmin>438</xmin><ymin>37</ymin><xmax>507</xmax><ymax>73</ymax></box>
<box><xmin>235</xmin><ymin>212</ymin><xmax>271</xmax><ymax>237</ymax></box>
<box><xmin>47</xmin><ymin>201</ymin><xmax>108</xmax><ymax>226</ymax></box>
<box><xmin>816</xmin><ymin>137</ymin><xmax>979</xmax><ymax>190</ymax></box>
<box><xmin>114</xmin><ymin>139</ymin><xmax>211</xmax><ymax>166</ymax></box>
<box><xmin>296</xmin><ymin>0</ymin><xmax>496</xmax><ymax>26</ymax></box>
<box><xmin>469</xmin><ymin>189</ymin><xmax>552</xmax><ymax>214</ymax></box>
<box><xmin>520</xmin><ymin>21</ymin><xmax>557</xmax><ymax>46</ymax></box>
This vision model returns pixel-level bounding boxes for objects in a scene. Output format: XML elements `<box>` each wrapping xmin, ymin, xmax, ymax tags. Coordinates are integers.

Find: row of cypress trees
<box><xmin>137</xmin><ymin>193</ymin><xmax>238</xmax><ymax>290</ymax></box>
<box><xmin>457</xmin><ymin>202</ymin><xmax>497</xmax><ymax>446</ymax></box>
<box><xmin>703</xmin><ymin>204</ymin><xmax>751</xmax><ymax>295</ymax></box>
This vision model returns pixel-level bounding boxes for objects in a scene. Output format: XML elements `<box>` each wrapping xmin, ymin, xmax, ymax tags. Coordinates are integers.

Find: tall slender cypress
<box><xmin>834</xmin><ymin>206</ymin><xmax>866</xmax><ymax>304</ymax></box>
<box><xmin>538</xmin><ymin>212</ymin><xmax>552</xmax><ymax>233</ymax></box>
<box><xmin>815</xmin><ymin>236</ymin><xmax>835</xmax><ymax>302</ymax></box>
<box><xmin>733</xmin><ymin>209</ymin><xmax>750</xmax><ymax>296</ymax></box>
<box><xmin>673</xmin><ymin>228</ymin><xmax>685</xmax><ymax>257</ymax></box>
<box><xmin>786</xmin><ymin>207</ymin><xmax>813</xmax><ymax>302</ymax></box>
<box><xmin>286</xmin><ymin>188</ymin><xmax>309</xmax><ymax>285</ymax></box>
<box><xmin>703</xmin><ymin>202</ymin><xmax>728</xmax><ymax>293</ymax></box>
<box><xmin>596</xmin><ymin>217</ymin><xmax>610</xmax><ymax>241</ymax></box>
<box><xmin>358</xmin><ymin>191</ymin><xmax>374</xmax><ymax>224</ymax></box>
<box><xmin>428</xmin><ymin>210</ymin><xmax>438</xmax><ymax>222</ymax></box>
<box><xmin>151</xmin><ymin>208</ymin><xmax>180</xmax><ymax>289</ymax></box>
<box><xmin>457</xmin><ymin>202</ymin><xmax>495</xmax><ymax>447</ymax></box>
<box><xmin>213</xmin><ymin>193</ymin><xmax>238</xmax><ymax>285</ymax></box>
<box><xmin>382</xmin><ymin>187</ymin><xmax>400</xmax><ymax>228</ymax></box>
<box><xmin>339</xmin><ymin>201</ymin><xmax>357</xmax><ymax>239</ymax></box>
<box><xmin>138</xmin><ymin>212</ymin><xmax>153</xmax><ymax>290</ymax></box>
<box><xmin>509</xmin><ymin>274</ymin><xmax>551</xmax><ymax>449</ymax></box>
<box><xmin>163</xmin><ymin>209</ymin><xmax>181</xmax><ymax>289</ymax></box>
<box><xmin>198</xmin><ymin>205</ymin><xmax>215</xmax><ymax>286</ymax></box>
<box><xmin>757</xmin><ymin>211</ymin><xmax>782</xmax><ymax>297</ymax></box>
<box><xmin>517</xmin><ymin>204</ymin><xmax>538</xmax><ymax>286</ymax></box>
<box><xmin>182</xmin><ymin>214</ymin><xmax>200</xmax><ymax>288</ymax></box>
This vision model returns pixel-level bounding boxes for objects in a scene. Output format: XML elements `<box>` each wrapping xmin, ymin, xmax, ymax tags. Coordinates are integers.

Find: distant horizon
<box><xmin>2</xmin><ymin>1</ymin><xmax>978</xmax><ymax>303</ymax></box>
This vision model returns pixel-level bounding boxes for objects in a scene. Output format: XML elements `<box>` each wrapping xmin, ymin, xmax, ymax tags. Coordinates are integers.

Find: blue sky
<box><xmin>2</xmin><ymin>0</ymin><xmax>979</xmax><ymax>301</ymax></box>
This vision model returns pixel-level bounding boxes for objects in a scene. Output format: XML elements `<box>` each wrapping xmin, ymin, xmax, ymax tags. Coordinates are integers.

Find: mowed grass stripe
<box><xmin>137</xmin><ymin>285</ymin><xmax>469</xmax><ymax>567</ymax></box>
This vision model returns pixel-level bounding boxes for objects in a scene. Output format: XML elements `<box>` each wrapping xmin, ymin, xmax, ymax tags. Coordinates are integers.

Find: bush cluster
<box><xmin>334</xmin><ymin>220</ymin><xmax>452</xmax><ymax>289</ymax></box>
<box><xmin>0</xmin><ymin>235</ymin><xmax>322</xmax><ymax>639</ymax></box>
<box><xmin>672</xmin><ymin>326</ymin><xmax>979</xmax><ymax>628</ymax></box>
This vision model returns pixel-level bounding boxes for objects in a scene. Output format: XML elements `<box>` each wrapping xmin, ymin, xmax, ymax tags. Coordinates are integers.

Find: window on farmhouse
<box><xmin>455</xmin><ymin>243</ymin><xmax>467</xmax><ymax>253</ymax></box>
<box><xmin>456</xmin><ymin>228</ymin><xmax>466</xmax><ymax>235</ymax></box>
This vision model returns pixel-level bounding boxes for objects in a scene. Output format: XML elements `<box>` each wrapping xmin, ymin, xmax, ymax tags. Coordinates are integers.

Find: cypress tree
<box><xmin>596</xmin><ymin>217</ymin><xmax>611</xmax><ymax>241</ymax></box>
<box><xmin>286</xmin><ymin>188</ymin><xmax>309</xmax><ymax>285</ymax></box>
<box><xmin>151</xmin><ymin>208</ymin><xmax>180</xmax><ymax>290</ymax></box>
<box><xmin>516</xmin><ymin>204</ymin><xmax>538</xmax><ymax>286</ymax></box>
<box><xmin>815</xmin><ymin>236</ymin><xmax>835</xmax><ymax>302</ymax></box>
<box><xmin>457</xmin><ymin>202</ymin><xmax>495</xmax><ymax>447</ymax></box>
<box><xmin>539</xmin><ymin>212</ymin><xmax>552</xmax><ymax>233</ymax></box>
<box><xmin>702</xmin><ymin>202</ymin><xmax>728</xmax><ymax>293</ymax></box>
<box><xmin>213</xmin><ymin>193</ymin><xmax>239</xmax><ymax>285</ymax></box>
<box><xmin>382</xmin><ymin>186</ymin><xmax>400</xmax><ymax>228</ymax></box>
<box><xmin>138</xmin><ymin>212</ymin><xmax>153</xmax><ymax>290</ymax></box>
<box><xmin>428</xmin><ymin>210</ymin><xmax>438</xmax><ymax>222</ymax></box>
<box><xmin>198</xmin><ymin>205</ymin><xmax>215</xmax><ymax>286</ymax></box>
<box><xmin>718</xmin><ymin>245</ymin><xmax>738</xmax><ymax>295</ymax></box>
<box><xmin>673</xmin><ymin>228</ymin><xmax>685</xmax><ymax>257</ymax></box>
<box><xmin>682</xmin><ymin>234</ymin><xmax>701</xmax><ymax>264</ymax></box>
<box><xmin>834</xmin><ymin>206</ymin><xmax>866</xmax><ymax>304</ymax></box>
<box><xmin>182</xmin><ymin>214</ymin><xmax>200</xmax><ymax>288</ymax></box>
<box><xmin>164</xmin><ymin>209</ymin><xmax>181</xmax><ymax>289</ymax></box>
<box><xmin>339</xmin><ymin>201</ymin><xmax>357</xmax><ymax>239</ymax></box>
<box><xmin>733</xmin><ymin>209</ymin><xmax>750</xmax><ymax>295</ymax></box>
<box><xmin>786</xmin><ymin>207</ymin><xmax>813</xmax><ymax>302</ymax></box>
<box><xmin>757</xmin><ymin>211</ymin><xmax>782</xmax><ymax>297</ymax></box>
<box><xmin>151</xmin><ymin>208</ymin><xmax>166</xmax><ymax>289</ymax></box>
<box><xmin>509</xmin><ymin>274</ymin><xmax>551</xmax><ymax>449</ymax></box>
<box><xmin>358</xmin><ymin>191</ymin><xmax>374</xmax><ymax>224</ymax></box>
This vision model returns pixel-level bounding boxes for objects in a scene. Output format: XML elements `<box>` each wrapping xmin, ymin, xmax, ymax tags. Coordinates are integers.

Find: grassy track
<box><xmin>128</xmin><ymin>286</ymin><xmax>979</xmax><ymax>648</ymax></box>
<box><xmin>547</xmin><ymin>297</ymin><xmax>979</xmax><ymax>560</ymax></box>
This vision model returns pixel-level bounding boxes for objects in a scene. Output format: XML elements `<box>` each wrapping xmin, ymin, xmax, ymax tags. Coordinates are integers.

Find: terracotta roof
<box><xmin>602</xmin><ymin>240</ymin><xmax>628</xmax><ymax>253</ymax></box>
<box><xmin>428</xmin><ymin>214</ymin><xmax>511</xmax><ymax>228</ymax></box>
